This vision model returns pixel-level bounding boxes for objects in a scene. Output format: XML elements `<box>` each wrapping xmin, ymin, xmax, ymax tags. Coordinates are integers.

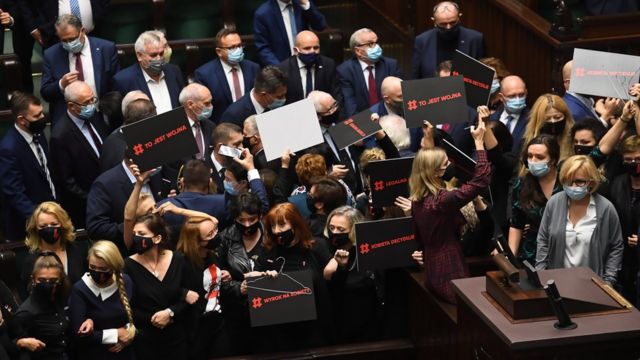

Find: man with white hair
<box><xmin>180</xmin><ymin>83</ymin><xmax>216</xmax><ymax>160</ymax></box>
<box><xmin>337</xmin><ymin>28</ymin><xmax>402</xmax><ymax>117</ymax></box>
<box><xmin>379</xmin><ymin>114</ymin><xmax>412</xmax><ymax>157</ymax></box>
<box><xmin>112</xmin><ymin>30</ymin><xmax>185</xmax><ymax>114</ymax></box>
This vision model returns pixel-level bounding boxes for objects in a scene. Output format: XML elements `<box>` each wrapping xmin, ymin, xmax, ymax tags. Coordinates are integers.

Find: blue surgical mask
<box><xmin>505</xmin><ymin>96</ymin><xmax>526</xmax><ymax>114</ymax></box>
<box><xmin>227</xmin><ymin>47</ymin><xmax>244</xmax><ymax>65</ymax></box>
<box><xmin>366</xmin><ymin>44</ymin><xmax>383</xmax><ymax>63</ymax></box>
<box><xmin>62</xmin><ymin>36</ymin><xmax>83</xmax><ymax>54</ymax></box>
<box><xmin>490</xmin><ymin>79</ymin><xmax>500</xmax><ymax>94</ymax></box>
<box><xmin>563</xmin><ymin>185</ymin><xmax>589</xmax><ymax>200</ymax></box>
<box><xmin>197</xmin><ymin>106</ymin><xmax>213</xmax><ymax>121</ymax></box>
<box><xmin>528</xmin><ymin>161</ymin><xmax>550</xmax><ymax>177</ymax></box>
<box><xmin>269</xmin><ymin>97</ymin><xmax>286</xmax><ymax>110</ymax></box>
<box><xmin>149</xmin><ymin>166</ymin><xmax>162</xmax><ymax>177</ymax></box>
<box><xmin>79</xmin><ymin>103</ymin><xmax>96</xmax><ymax>120</ymax></box>
<box><xmin>224</xmin><ymin>180</ymin><xmax>239</xmax><ymax>196</ymax></box>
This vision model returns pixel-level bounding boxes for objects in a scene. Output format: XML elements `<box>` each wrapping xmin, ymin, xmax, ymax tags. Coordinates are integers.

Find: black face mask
<box><xmin>242</xmin><ymin>136</ymin><xmax>253</xmax><ymax>150</ymax></box>
<box><xmin>33</xmin><ymin>281</ymin><xmax>57</xmax><ymax>302</ymax></box>
<box><xmin>235</xmin><ymin>220</ymin><xmax>261</xmax><ymax>236</ymax></box>
<box><xmin>441</xmin><ymin>163</ymin><xmax>456</xmax><ymax>182</ymax></box>
<box><xmin>320</xmin><ymin>112</ymin><xmax>340</xmax><ymax>126</ymax></box>
<box><xmin>436</xmin><ymin>23</ymin><xmax>460</xmax><ymax>42</ymax></box>
<box><xmin>328</xmin><ymin>230</ymin><xmax>351</xmax><ymax>248</ymax></box>
<box><xmin>273</xmin><ymin>229</ymin><xmax>295</xmax><ymax>246</ymax></box>
<box><xmin>89</xmin><ymin>269</ymin><xmax>113</xmax><ymax>285</ymax></box>
<box><xmin>38</xmin><ymin>227</ymin><xmax>62</xmax><ymax>245</ymax></box>
<box><xmin>391</xmin><ymin>100</ymin><xmax>404</xmax><ymax>116</ymax></box>
<box><xmin>574</xmin><ymin>144</ymin><xmax>595</xmax><ymax>156</ymax></box>
<box><xmin>132</xmin><ymin>235</ymin><xmax>154</xmax><ymax>255</ymax></box>
<box><xmin>540</xmin><ymin>119</ymin><xmax>566</xmax><ymax>136</ymax></box>
<box><xmin>306</xmin><ymin>195</ymin><xmax>317</xmax><ymax>214</ymax></box>
<box><xmin>27</xmin><ymin>116</ymin><xmax>47</xmax><ymax>134</ymax></box>
<box><xmin>624</xmin><ymin>162</ymin><xmax>640</xmax><ymax>178</ymax></box>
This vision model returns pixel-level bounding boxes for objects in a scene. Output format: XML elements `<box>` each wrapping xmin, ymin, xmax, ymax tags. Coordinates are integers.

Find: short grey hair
<box><xmin>379</xmin><ymin>114</ymin><xmax>410</xmax><ymax>150</ymax></box>
<box><xmin>63</xmin><ymin>81</ymin><xmax>90</xmax><ymax>102</ymax></box>
<box><xmin>134</xmin><ymin>31</ymin><xmax>163</xmax><ymax>54</ymax></box>
<box><xmin>179</xmin><ymin>83</ymin><xmax>208</xmax><ymax>105</ymax></box>
<box><xmin>55</xmin><ymin>14</ymin><xmax>83</xmax><ymax>32</ymax></box>
<box><xmin>243</xmin><ymin>115</ymin><xmax>258</xmax><ymax>136</ymax></box>
<box><xmin>349</xmin><ymin>28</ymin><xmax>374</xmax><ymax>51</ymax></box>
<box><xmin>307</xmin><ymin>90</ymin><xmax>334</xmax><ymax>113</ymax></box>
<box><xmin>121</xmin><ymin>90</ymin><xmax>150</xmax><ymax>116</ymax></box>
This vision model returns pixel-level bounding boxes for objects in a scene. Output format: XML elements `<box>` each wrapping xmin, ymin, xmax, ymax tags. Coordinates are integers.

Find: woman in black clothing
<box><xmin>14</xmin><ymin>253</ymin><xmax>70</xmax><ymax>360</ymax></box>
<box><xmin>215</xmin><ymin>192</ymin><xmax>266</xmax><ymax>355</ymax></box>
<box><xmin>124</xmin><ymin>214</ymin><xmax>197</xmax><ymax>360</ymax></box>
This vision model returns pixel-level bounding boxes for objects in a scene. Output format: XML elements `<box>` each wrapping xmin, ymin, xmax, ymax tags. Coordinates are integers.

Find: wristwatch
<box><xmin>165</xmin><ymin>308</ymin><xmax>174</xmax><ymax>318</ymax></box>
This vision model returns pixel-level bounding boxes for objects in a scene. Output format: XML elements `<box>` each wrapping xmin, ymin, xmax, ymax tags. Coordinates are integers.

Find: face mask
<box><xmin>38</xmin><ymin>226</ymin><xmax>62</xmax><ymax>245</ymax></box>
<box><xmin>269</xmin><ymin>97</ymin><xmax>286</xmax><ymax>110</ymax></box>
<box><xmin>366</xmin><ymin>44</ymin><xmax>383</xmax><ymax>63</ymax></box>
<box><xmin>79</xmin><ymin>103</ymin><xmax>96</xmax><ymax>120</ymax></box>
<box><xmin>528</xmin><ymin>161</ymin><xmax>550</xmax><ymax>177</ymax></box>
<box><xmin>564</xmin><ymin>185</ymin><xmax>589</xmax><ymax>200</ymax></box>
<box><xmin>132</xmin><ymin>235</ymin><xmax>154</xmax><ymax>255</ymax></box>
<box><xmin>33</xmin><ymin>281</ymin><xmax>57</xmax><ymax>302</ymax></box>
<box><xmin>89</xmin><ymin>269</ymin><xmax>113</xmax><ymax>286</ymax></box>
<box><xmin>328</xmin><ymin>230</ymin><xmax>351</xmax><ymax>248</ymax></box>
<box><xmin>196</xmin><ymin>106</ymin><xmax>213</xmax><ymax>121</ymax></box>
<box><xmin>235</xmin><ymin>220</ymin><xmax>261</xmax><ymax>236</ymax></box>
<box><xmin>62</xmin><ymin>36</ymin><xmax>83</xmax><ymax>54</ymax></box>
<box><xmin>320</xmin><ymin>112</ymin><xmax>340</xmax><ymax>125</ymax></box>
<box><xmin>440</xmin><ymin>163</ymin><xmax>456</xmax><ymax>182</ymax></box>
<box><xmin>505</xmin><ymin>96</ymin><xmax>526</xmax><ymax>114</ymax></box>
<box><xmin>437</xmin><ymin>23</ymin><xmax>460</xmax><ymax>42</ymax></box>
<box><xmin>273</xmin><ymin>228</ymin><xmax>295</xmax><ymax>246</ymax></box>
<box><xmin>624</xmin><ymin>162</ymin><xmax>640</xmax><ymax>177</ymax></box>
<box><xmin>227</xmin><ymin>47</ymin><xmax>245</xmax><ymax>65</ymax></box>
<box><xmin>242</xmin><ymin>136</ymin><xmax>253</xmax><ymax>150</ymax></box>
<box><xmin>540</xmin><ymin>119</ymin><xmax>566</xmax><ymax>136</ymax></box>
<box><xmin>306</xmin><ymin>195</ymin><xmax>317</xmax><ymax>213</ymax></box>
<box><xmin>297</xmin><ymin>52</ymin><xmax>318</xmax><ymax>66</ymax></box>
<box><xmin>490</xmin><ymin>79</ymin><xmax>500</xmax><ymax>94</ymax></box>
<box><xmin>574</xmin><ymin>144</ymin><xmax>594</xmax><ymax>156</ymax></box>
<box><xmin>224</xmin><ymin>180</ymin><xmax>239</xmax><ymax>196</ymax></box>
<box><xmin>391</xmin><ymin>100</ymin><xmax>404</xmax><ymax>116</ymax></box>
<box><xmin>163</xmin><ymin>46</ymin><xmax>173</xmax><ymax>63</ymax></box>
<box><xmin>27</xmin><ymin>117</ymin><xmax>47</xmax><ymax>134</ymax></box>
<box><xmin>146</xmin><ymin>58</ymin><xmax>165</xmax><ymax>76</ymax></box>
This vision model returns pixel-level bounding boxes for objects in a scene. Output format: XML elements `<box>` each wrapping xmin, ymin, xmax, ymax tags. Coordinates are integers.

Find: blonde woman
<box><xmin>69</xmin><ymin>241</ymin><xmax>136</xmax><ymax>359</ymax></box>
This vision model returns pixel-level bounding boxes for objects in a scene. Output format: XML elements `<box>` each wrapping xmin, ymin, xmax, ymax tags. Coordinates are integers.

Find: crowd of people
<box><xmin>0</xmin><ymin>0</ymin><xmax>639</xmax><ymax>359</ymax></box>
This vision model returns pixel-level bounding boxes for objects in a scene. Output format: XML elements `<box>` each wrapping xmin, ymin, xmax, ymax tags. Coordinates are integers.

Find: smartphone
<box><xmin>218</xmin><ymin>144</ymin><xmax>242</xmax><ymax>158</ymax></box>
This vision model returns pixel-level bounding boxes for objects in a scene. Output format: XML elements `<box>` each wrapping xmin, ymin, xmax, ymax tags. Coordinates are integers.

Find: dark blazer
<box><xmin>98</xmin><ymin>128</ymin><xmax>126</xmax><ymax>173</ymax></box>
<box><xmin>204</xmin><ymin>156</ymin><xmax>225</xmax><ymax>195</ymax></box>
<box><xmin>41</xmin><ymin>36</ymin><xmax>120</xmax><ymax>124</ymax></box>
<box><xmin>0</xmin><ymin>126</ymin><xmax>56</xmax><ymax>241</ymax></box>
<box><xmin>86</xmin><ymin>163</ymin><xmax>166</xmax><ymax>254</ymax></box>
<box><xmin>112</xmin><ymin>63</ymin><xmax>184</xmax><ymax>110</ymax></box>
<box><xmin>50</xmin><ymin>113</ymin><xmax>109</xmax><ymax>228</ymax></box>
<box><xmin>17</xmin><ymin>0</ymin><xmax>110</xmax><ymax>48</ymax></box>
<box><xmin>411</xmin><ymin>26</ymin><xmax>484</xmax><ymax>80</ymax></box>
<box><xmin>193</xmin><ymin>58</ymin><xmax>260</xmax><ymax>124</ymax></box>
<box><xmin>563</xmin><ymin>92</ymin><xmax>598</xmax><ymax>124</ymax></box>
<box><xmin>219</xmin><ymin>92</ymin><xmax>257</xmax><ymax>127</ymax></box>
<box><xmin>336</xmin><ymin>56</ymin><xmax>402</xmax><ymax>117</ymax></box>
<box><xmin>489</xmin><ymin>106</ymin><xmax>529</xmax><ymax>155</ymax></box>
<box><xmin>156</xmin><ymin>191</ymin><xmax>228</xmax><ymax>241</ymax></box>
<box><xmin>253</xmin><ymin>0</ymin><xmax>326</xmax><ymax>65</ymax></box>
<box><xmin>278</xmin><ymin>54</ymin><xmax>342</xmax><ymax>106</ymax></box>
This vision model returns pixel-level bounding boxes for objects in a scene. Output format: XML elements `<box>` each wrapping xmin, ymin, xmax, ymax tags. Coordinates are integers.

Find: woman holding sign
<box><xmin>409</xmin><ymin>120</ymin><xmax>490</xmax><ymax>304</ymax></box>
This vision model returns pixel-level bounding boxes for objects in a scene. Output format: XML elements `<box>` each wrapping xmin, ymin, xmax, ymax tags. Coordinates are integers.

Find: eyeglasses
<box><xmin>71</xmin><ymin>97</ymin><xmax>98</xmax><ymax>107</ymax></box>
<box><xmin>218</xmin><ymin>44</ymin><xmax>244</xmax><ymax>51</ymax></box>
<box><xmin>356</xmin><ymin>41</ymin><xmax>378</xmax><ymax>49</ymax></box>
<box><xmin>319</xmin><ymin>102</ymin><xmax>339</xmax><ymax>116</ymax></box>
<box><xmin>570</xmin><ymin>179</ymin><xmax>591</xmax><ymax>187</ymax></box>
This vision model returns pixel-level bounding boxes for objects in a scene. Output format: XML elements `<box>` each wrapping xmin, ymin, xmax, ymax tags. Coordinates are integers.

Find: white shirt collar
<box><xmin>278</xmin><ymin>0</ymin><xmax>291</xmax><ymax>12</ymax></box>
<box><xmin>249</xmin><ymin>89</ymin><xmax>266</xmax><ymax>114</ymax></box>
<box><xmin>210</xmin><ymin>152</ymin><xmax>224</xmax><ymax>172</ymax></box>
<box><xmin>82</xmin><ymin>273</ymin><xmax>118</xmax><ymax>300</ymax></box>
<box><xmin>78</xmin><ymin>35</ymin><xmax>90</xmax><ymax>56</ymax></box>
<box><xmin>122</xmin><ymin>161</ymin><xmax>137</xmax><ymax>184</ymax></box>
<box><xmin>141</xmin><ymin>65</ymin><xmax>165</xmax><ymax>83</ymax></box>
<box><xmin>68</xmin><ymin>110</ymin><xmax>87</xmax><ymax>128</ymax></box>
<box><xmin>359</xmin><ymin>59</ymin><xmax>373</xmax><ymax>72</ymax></box>
<box><xmin>296</xmin><ymin>57</ymin><xmax>307</xmax><ymax>69</ymax></box>
<box><xmin>14</xmin><ymin>123</ymin><xmax>34</xmax><ymax>143</ymax></box>
<box><xmin>220</xmin><ymin>59</ymin><xmax>238</xmax><ymax>74</ymax></box>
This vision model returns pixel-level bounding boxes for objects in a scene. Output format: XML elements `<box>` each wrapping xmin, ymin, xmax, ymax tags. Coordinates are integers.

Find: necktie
<box><xmin>70</xmin><ymin>0</ymin><xmax>81</xmax><ymax>20</ymax></box>
<box><xmin>305</xmin><ymin>65</ymin><xmax>313</xmax><ymax>97</ymax></box>
<box><xmin>75</xmin><ymin>53</ymin><xmax>84</xmax><ymax>81</ymax></box>
<box><xmin>84</xmin><ymin>120</ymin><xmax>102</xmax><ymax>154</ymax></box>
<box><xmin>218</xmin><ymin>167</ymin><xmax>226</xmax><ymax>181</ymax></box>
<box><xmin>32</xmin><ymin>134</ymin><xmax>56</xmax><ymax>198</ymax></box>
<box><xmin>506</xmin><ymin>115</ymin><xmax>514</xmax><ymax>133</ymax></box>
<box><xmin>367</xmin><ymin>65</ymin><xmax>378</xmax><ymax>106</ymax></box>
<box><xmin>231</xmin><ymin>67</ymin><xmax>242</xmax><ymax>101</ymax></box>
<box><xmin>287</xmin><ymin>4</ymin><xmax>297</xmax><ymax>49</ymax></box>
<box><xmin>193</xmin><ymin>121</ymin><xmax>204</xmax><ymax>159</ymax></box>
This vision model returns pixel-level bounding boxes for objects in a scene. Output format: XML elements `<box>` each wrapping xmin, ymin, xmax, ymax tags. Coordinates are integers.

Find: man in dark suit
<box><xmin>41</xmin><ymin>14</ymin><xmax>119</xmax><ymax>125</ymax></box>
<box><xmin>112</xmin><ymin>30</ymin><xmax>185</xmax><ymax>114</ymax></box>
<box><xmin>220</xmin><ymin>65</ymin><xmax>288</xmax><ymax>127</ymax></box>
<box><xmin>0</xmin><ymin>92</ymin><xmax>56</xmax><ymax>241</ymax></box>
<box><xmin>489</xmin><ymin>75</ymin><xmax>529</xmax><ymax>155</ymax></box>
<box><xmin>411</xmin><ymin>1</ymin><xmax>484</xmax><ymax>80</ymax></box>
<box><xmin>50</xmin><ymin>80</ymin><xmax>108</xmax><ymax>228</ymax></box>
<box><xmin>242</xmin><ymin>114</ymin><xmax>280</xmax><ymax>172</ymax></box>
<box><xmin>337</xmin><ymin>28</ymin><xmax>402</xmax><ymax>117</ymax></box>
<box><xmin>253</xmin><ymin>0</ymin><xmax>326</xmax><ymax>66</ymax></box>
<box><xmin>194</xmin><ymin>27</ymin><xmax>260</xmax><ymax>124</ymax></box>
<box><xmin>278</xmin><ymin>30</ymin><xmax>342</xmax><ymax>108</ymax></box>
<box><xmin>18</xmin><ymin>0</ymin><xmax>109</xmax><ymax>49</ymax></box>
<box><xmin>561</xmin><ymin>60</ymin><xmax>604</xmax><ymax>125</ymax></box>
<box><xmin>206</xmin><ymin>123</ymin><xmax>244</xmax><ymax>194</ymax></box>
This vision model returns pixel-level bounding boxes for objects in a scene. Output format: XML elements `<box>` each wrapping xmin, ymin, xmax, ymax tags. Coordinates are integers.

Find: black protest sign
<box><xmin>121</xmin><ymin>107</ymin><xmax>198</xmax><ymax>171</ymax></box>
<box><xmin>355</xmin><ymin>217</ymin><xmax>419</xmax><ymax>272</ymax></box>
<box><xmin>247</xmin><ymin>270</ymin><xmax>316</xmax><ymax>327</ymax></box>
<box><xmin>570</xmin><ymin>48</ymin><xmax>640</xmax><ymax>100</ymax></box>
<box><xmin>401</xmin><ymin>76</ymin><xmax>468</xmax><ymax>128</ymax></box>
<box><xmin>367</xmin><ymin>157</ymin><xmax>414</xmax><ymax>207</ymax></box>
<box><xmin>328</xmin><ymin>109</ymin><xmax>381</xmax><ymax>150</ymax></box>
<box><xmin>451</xmin><ymin>50</ymin><xmax>495</xmax><ymax>108</ymax></box>
<box><xmin>441</xmin><ymin>138</ymin><xmax>476</xmax><ymax>183</ymax></box>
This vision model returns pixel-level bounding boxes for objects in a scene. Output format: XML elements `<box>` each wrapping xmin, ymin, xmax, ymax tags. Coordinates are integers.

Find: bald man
<box><xmin>370</xmin><ymin>76</ymin><xmax>404</xmax><ymax>117</ymax></box>
<box><xmin>562</xmin><ymin>60</ymin><xmax>602</xmax><ymax>124</ymax></box>
<box><xmin>411</xmin><ymin>1</ymin><xmax>484</xmax><ymax>79</ymax></box>
<box><xmin>50</xmin><ymin>80</ymin><xmax>109</xmax><ymax>227</ymax></box>
<box><xmin>489</xmin><ymin>75</ymin><xmax>529</xmax><ymax>154</ymax></box>
<box><xmin>278</xmin><ymin>30</ymin><xmax>342</xmax><ymax>108</ymax></box>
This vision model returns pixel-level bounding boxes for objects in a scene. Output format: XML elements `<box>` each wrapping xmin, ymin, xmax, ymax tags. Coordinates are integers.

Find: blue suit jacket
<box><xmin>193</xmin><ymin>58</ymin><xmax>260</xmax><ymax>124</ymax></box>
<box><xmin>157</xmin><ymin>191</ymin><xmax>228</xmax><ymax>236</ymax></box>
<box><xmin>563</xmin><ymin>92</ymin><xmax>598</xmax><ymax>124</ymax></box>
<box><xmin>112</xmin><ymin>63</ymin><xmax>185</xmax><ymax>110</ymax></box>
<box><xmin>41</xmin><ymin>36</ymin><xmax>120</xmax><ymax>124</ymax></box>
<box><xmin>411</xmin><ymin>26</ymin><xmax>484</xmax><ymax>80</ymax></box>
<box><xmin>489</xmin><ymin>106</ymin><xmax>529</xmax><ymax>155</ymax></box>
<box><xmin>219</xmin><ymin>92</ymin><xmax>257</xmax><ymax>127</ymax></box>
<box><xmin>0</xmin><ymin>126</ymin><xmax>56</xmax><ymax>241</ymax></box>
<box><xmin>254</xmin><ymin>0</ymin><xmax>326</xmax><ymax>65</ymax></box>
<box><xmin>337</xmin><ymin>56</ymin><xmax>402</xmax><ymax>117</ymax></box>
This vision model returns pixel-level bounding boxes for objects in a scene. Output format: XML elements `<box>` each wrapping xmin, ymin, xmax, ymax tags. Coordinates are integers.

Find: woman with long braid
<box><xmin>69</xmin><ymin>241</ymin><xmax>136</xmax><ymax>359</ymax></box>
